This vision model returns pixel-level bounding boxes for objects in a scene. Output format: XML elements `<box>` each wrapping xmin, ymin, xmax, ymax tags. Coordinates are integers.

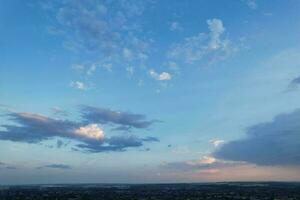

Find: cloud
<box><xmin>170</xmin><ymin>21</ymin><xmax>182</xmax><ymax>31</ymax></box>
<box><xmin>75</xmin><ymin>124</ymin><xmax>104</xmax><ymax>140</ymax></box>
<box><xmin>162</xmin><ymin>156</ymin><xmax>244</xmax><ymax>172</ymax></box>
<box><xmin>167</xmin><ymin>18</ymin><xmax>237</xmax><ymax>66</ymax></box>
<box><xmin>0</xmin><ymin>110</ymin><xmax>159</xmax><ymax>153</ymax></box>
<box><xmin>149</xmin><ymin>70</ymin><xmax>172</xmax><ymax>81</ymax></box>
<box><xmin>288</xmin><ymin>76</ymin><xmax>300</xmax><ymax>90</ymax></box>
<box><xmin>5</xmin><ymin>166</ymin><xmax>17</xmax><ymax>170</ymax></box>
<box><xmin>291</xmin><ymin>76</ymin><xmax>300</xmax><ymax>85</ymax></box>
<box><xmin>81</xmin><ymin>105</ymin><xmax>159</xmax><ymax>129</ymax></box>
<box><xmin>209</xmin><ymin>139</ymin><xmax>225</xmax><ymax>147</ymax></box>
<box><xmin>76</xmin><ymin>135</ymin><xmax>158</xmax><ymax>153</ymax></box>
<box><xmin>244</xmin><ymin>0</ymin><xmax>257</xmax><ymax>10</ymax></box>
<box><xmin>0</xmin><ymin>112</ymin><xmax>80</xmax><ymax>143</ymax></box>
<box><xmin>51</xmin><ymin>107</ymin><xmax>69</xmax><ymax>117</ymax></box>
<box><xmin>44</xmin><ymin>0</ymin><xmax>151</xmax><ymax>70</ymax></box>
<box><xmin>37</xmin><ymin>164</ymin><xmax>72</xmax><ymax>170</ymax></box>
<box><xmin>126</xmin><ymin>66</ymin><xmax>134</xmax><ymax>75</ymax></box>
<box><xmin>207</xmin><ymin>19</ymin><xmax>225</xmax><ymax>50</ymax></box>
<box><xmin>0</xmin><ymin>162</ymin><xmax>16</xmax><ymax>170</ymax></box>
<box><xmin>214</xmin><ymin>109</ymin><xmax>300</xmax><ymax>166</ymax></box>
<box><xmin>70</xmin><ymin>81</ymin><xmax>87</xmax><ymax>90</ymax></box>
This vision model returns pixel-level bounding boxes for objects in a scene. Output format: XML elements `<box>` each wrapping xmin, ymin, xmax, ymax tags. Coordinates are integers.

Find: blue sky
<box><xmin>1</xmin><ymin>0</ymin><xmax>300</xmax><ymax>184</ymax></box>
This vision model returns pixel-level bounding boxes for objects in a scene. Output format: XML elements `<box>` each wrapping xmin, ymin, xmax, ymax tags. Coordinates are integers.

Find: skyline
<box><xmin>1</xmin><ymin>0</ymin><xmax>300</xmax><ymax>184</ymax></box>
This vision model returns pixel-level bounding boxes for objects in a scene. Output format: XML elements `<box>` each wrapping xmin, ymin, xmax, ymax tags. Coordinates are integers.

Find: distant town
<box><xmin>1</xmin><ymin>182</ymin><xmax>300</xmax><ymax>200</ymax></box>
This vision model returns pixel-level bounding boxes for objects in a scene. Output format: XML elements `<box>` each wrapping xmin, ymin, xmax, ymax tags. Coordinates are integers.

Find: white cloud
<box><xmin>186</xmin><ymin>156</ymin><xmax>217</xmax><ymax>165</ymax></box>
<box><xmin>75</xmin><ymin>124</ymin><xmax>104</xmax><ymax>140</ymax></box>
<box><xmin>149</xmin><ymin>69</ymin><xmax>172</xmax><ymax>81</ymax></box>
<box><xmin>167</xmin><ymin>18</ymin><xmax>237</xmax><ymax>66</ymax></box>
<box><xmin>70</xmin><ymin>81</ymin><xmax>87</xmax><ymax>90</ymax></box>
<box><xmin>45</xmin><ymin>0</ymin><xmax>152</xmax><ymax>83</ymax></box>
<box><xmin>207</xmin><ymin>19</ymin><xmax>225</xmax><ymax>50</ymax></box>
<box><xmin>244</xmin><ymin>0</ymin><xmax>257</xmax><ymax>9</ymax></box>
<box><xmin>209</xmin><ymin>139</ymin><xmax>225</xmax><ymax>147</ymax></box>
<box><xmin>170</xmin><ymin>21</ymin><xmax>183</xmax><ymax>31</ymax></box>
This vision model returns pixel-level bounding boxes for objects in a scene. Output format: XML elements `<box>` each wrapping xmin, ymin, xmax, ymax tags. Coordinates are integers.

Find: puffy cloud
<box><xmin>167</xmin><ymin>18</ymin><xmax>237</xmax><ymax>66</ymax></box>
<box><xmin>149</xmin><ymin>70</ymin><xmax>172</xmax><ymax>81</ymax></box>
<box><xmin>207</xmin><ymin>19</ymin><xmax>225</xmax><ymax>50</ymax></box>
<box><xmin>0</xmin><ymin>109</ymin><xmax>159</xmax><ymax>153</ymax></box>
<box><xmin>214</xmin><ymin>109</ymin><xmax>300</xmax><ymax>166</ymax></box>
<box><xmin>81</xmin><ymin>105</ymin><xmax>160</xmax><ymax>129</ymax></box>
<box><xmin>37</xmin><ymin>164</ymin><xmax>72</xmax><ymax>170</ymax></box>
<box><xmin>75</xmin><ymin>124</ymin><xmax>104</xmax><ymax>140</ymax></box>
<box><xmin>70</xmin><ymin>81</ymin><xmax>87</xmax><ymax>90</ymax></box>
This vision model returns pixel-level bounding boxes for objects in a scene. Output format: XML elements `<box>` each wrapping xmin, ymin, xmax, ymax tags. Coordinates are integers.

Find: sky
<box><xmin>1</xmin><ymin>0</ymin><xmax>300</xmax><ymax>185</ymax></box>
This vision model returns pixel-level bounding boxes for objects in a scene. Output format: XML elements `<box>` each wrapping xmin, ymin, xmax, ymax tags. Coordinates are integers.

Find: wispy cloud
<box><xmin>209</xmin><ymin>139</ymin><xmax>225</xmax><ymax>147</ymax></box>
<box><xmin>0</xmin><ymin>161</ymin><xmax>17</xmax><ymax>170</ymax></box>
<box><xmin>167</xmin><ymin>18</ymin><xmax>238</xmax><ymax>67</ymax></box>
<box><xmin>162</xmin><ymin>156</ymin><xmax>245</xmax><ymax>173</ymax></box>
<box><xmin>37</xmin><ymin>164</ymin><xmax>72</xmax><ymax>170</ymax></box>
<box><xmin>169</xmin><ymin>21</ymin><xmax>183</xmax><ymax>31</ymax></box>
<box><xmin>243</xmin><ymin>0</ymin><xmax>257</xmax><ymax>10</ymax></box>
<box><xmin>51</xmin><ymin>107</ymin><xmax>69</xmax><ymax>117</ymax></box>
<box><xmin>70</xmin><ymin>81</ymin><xmax>88</xmax><ymax>90</ymax></box>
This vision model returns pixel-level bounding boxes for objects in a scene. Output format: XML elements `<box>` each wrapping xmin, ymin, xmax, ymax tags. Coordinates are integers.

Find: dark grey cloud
<box><xmin>214</xmin><ymin>109</ymin><xmax>300</xmax><ymax>166</ymax></box>
<box><xmin>5</xmin><ymin>166</ymin><xmax>17</xmax><ymax>170</ymax></box>
<box><xmin>0</xmin><ymin>111</ymin><xmax>159</xmax><ymax>153</ymax></box>
<box><xmin>76</xmin><ymin>135</ymin><xmax>158</xmax><ymax>153</ymax></box>
<box><xmin>111</xmin><ymin>125</ymin><xmax>132</xmax><ymax>132</ymax></box>
<box><xmin>0</xmin><ymin>162</ymin><xmax>16</xmax><ymax>170</ymax></box>
<box><xmin>37</xmin><ymin>164</ymin><xmax>72</xmax><ymax>170</ymax></box>
<box><xmin>81</xmin><ymin>105</ymin><xmax>160</xmax><ymax>129</ymax></box>
<box><xmin>287</xmin><ymin>76</ymin><xmax>300</xmax><ymax>91</ymax></box>
<box><xmin>0</xmin><ymin>112</ymin><xmax>83</xmax><ymax>143</ymax></box>
<box><xmin>291</xmin><ymin>76</ymin><xmax>300</xmax><ymax>85</ymax></box>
